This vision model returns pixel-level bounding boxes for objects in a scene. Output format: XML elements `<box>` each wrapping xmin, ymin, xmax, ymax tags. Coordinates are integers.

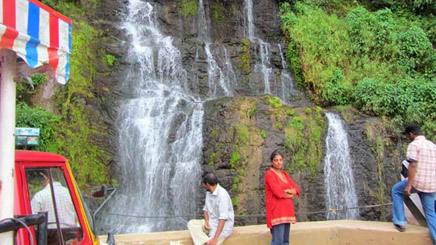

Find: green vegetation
<box><xmin>265</xmin><ymin>95</ymin><xmax>284</xmax><ymax>108</ymax></box>
<box><xmin>263</xmin><ymin>96</ymin><xmax>325</xmax><ymax>176</ymax></box>
<box><xmin>224</xmin><ymin>99</ymin><xmax>266</xmax><ymax>209</ymax></box>
<box><xmin>336</xmin><ymin>105</ymin><xmax>358</xmax><ymax>123</ymax></box>
<box><xmin>286</xmin><ymin>109</ymin><xmax>295</xmax><ymax>116</ymax></box>
<box><xmin>305</xmin><ymin>107</ymin><xmax>312</xmax><ymax>114</ymax></box>
<box><xmin>275</xmin><ymin>122</ymin><xmax>284</xmax><ymax>130</ymax></box>
<box><xmin>211</xmin><ymin>2</ymin><xmax>225</xmax><ymax>22</ymax></box>
<box><xmin>179</xmin><ymin>0</ymin><xmax>198</xmax><ymax>19</ymax></box>
<box><xmin>365</xmin><ymin>121</ymin><xmax>388</xmax><ymax>219</ymax></box>
<box><xmin>280</xmin><ymin>0</ymin><xmax>436</xmax><ymax>138</ymax></box>
<box><xmin>230</xmin><ymin>151</ymin><xmax>241</xmax><ymax>169</ymax></box>
<box><xmin>29</xmin><ymin>74</ymin><xmax>47</xmax><ymax>87</ymax></box>
<box><xmin>232</xmin><ymin>176</ymin><xmax>240</xmax><ymax>191</ymax></box>
<box><xmin>16</xmin><ymin>103</ymin><xmax>61</xmax><ymax>152</ymax></box>
<box><xmin>211</xmin><ymin>129</ymin><xmax>218</xmax><ymax>139</ymax></box>
<box><xmin>260</xmin><ymin>129</ymin><xmax>267</xmax><ymax>139</ymax></box>
<box><xmin>233</xmin><ymin>97</ymin><xmax>257</xmax><ymax>121</ymax></box>
<box><xmin>16</xmin><ymin>0</ymin><xmax>112</xmax><ymax>188</ymax></box>
<box><xmin>41</xmin><ymin>0</ymin><xmax>97</xmax><ymax>13</ymax></box>
<box><xmin>238</xmin><ymin>39</ymin><xmax>252</xmax><ymax>74</ymax></box>
<box><xmin>17</xmin><ymin>74</ymin><xmax>47</xmax><ymax>98</ymax></box>
<box><xmin>231</xmin><ymin>196</ymin><xmax>239</xmax><ymax>206</ymax></box>
<box><xmin>235</xmin><ymin>124</ymin><xmax>249</xmax><ymax>145</ymax></box>
<box><xmin>208</xmin><ymin>153</ymin><xmax>216</xmax><ymax>166</ymax></box>
<box><xmin>56</xmin><ymin>16</ymin><xmax>110</xmax><ymax>187</ymax></box>
<box><xmin>284</xmin><ymin>117</ymin><xmax>305</xmax><ymax>171</ymax></box>
<box><xmin>247</xmin><ymin>106</ymin><xmax>256</xmax><ymax>119</ymax></box>
<box><xmin>283</xmin><ymin>107</ymin><xmax>325</xmax><ymax>176</ymax></box>
<box><xmin>103</xmin><ymin>54</ymin><xmax>117</xmax><ymax>67</ymax></box>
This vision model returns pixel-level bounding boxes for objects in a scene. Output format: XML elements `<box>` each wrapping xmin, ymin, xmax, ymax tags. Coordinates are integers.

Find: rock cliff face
<box><xmin>342</xmin><ymin>109</ymin><xmax>405</xmax><ymax>221</ymax></box>
<box><xmin>202</xmin><ymin>96</ymin><xmax>327</xmax><ymax>224</ymax></box>
<box><xmin>151</xmin><ymin>0</ymin><xmax>296</xmax><ymax>99</ymax></box>
<box><xmin>91</xmin><ymin>0</ymin><xmax>406</xmax><ymax>227</ymax></box>
<box><xmin>201</xmin><ymin>98</ymin><xmax>404</xmax><ymax>224</ymax></box>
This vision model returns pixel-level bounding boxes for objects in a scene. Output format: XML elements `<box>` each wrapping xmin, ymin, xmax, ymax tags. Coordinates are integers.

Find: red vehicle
<box><xmin>2</xmin><ymin>150</ymin><xmax>114</xmax><ymax>245</ymax></box>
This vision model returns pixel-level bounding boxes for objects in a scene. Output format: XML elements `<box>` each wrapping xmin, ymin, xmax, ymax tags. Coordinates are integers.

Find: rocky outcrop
<box><xmin>150</xmin><ymin>0</ymin><xmax>291</xmax><ymax>99</ymax></box>
<box><xmin>90</xmin><ymin>0</ymin><xmax>133</xmax><ymax>172</ymax></box>
<box><xmin>202</xmin><ymin>95</ymin><xmax>327</xmax><ymax>225</ymax></box>
<box><xmin>202</xmin><ymin>101</ymin><xmax>407</xmax><ymax>225</ymax></box>
<box><xmin>338</xmin><ymin>107</ymin><xmax>405</xmax><ymax>221</ymax></box>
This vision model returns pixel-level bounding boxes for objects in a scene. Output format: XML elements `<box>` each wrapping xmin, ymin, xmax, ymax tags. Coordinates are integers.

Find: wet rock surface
<box><xmin>202</xmin><ymin>100</ymin><xmax>406</xmax><ymax>225</ymax></box>
<box><xmin>201</xmin><ymin>96</ymin><xmax>326</xmax><ymax>225</ymax></box>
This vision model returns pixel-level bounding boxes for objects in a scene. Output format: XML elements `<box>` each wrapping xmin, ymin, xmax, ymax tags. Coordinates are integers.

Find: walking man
<box><xmin>392</xmin><ymin>123</ymin><xmax>436</xmax><ymax>244</ymax></box>
<box><xmin>188</xmin><ymin>172</ymin><xmax>234</xmax><ymax>245</ymax></box>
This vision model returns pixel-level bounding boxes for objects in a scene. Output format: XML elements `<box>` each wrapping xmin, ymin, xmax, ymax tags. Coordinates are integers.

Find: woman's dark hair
<box><xmin>202</xmin><ymin>172</ymin><xmax>218</xmax><ymax>186</ymax></box>
<box><xmin>270</xmin><ymin>150</ymin><xmax>283</xmax><ymax>162</ymax></box>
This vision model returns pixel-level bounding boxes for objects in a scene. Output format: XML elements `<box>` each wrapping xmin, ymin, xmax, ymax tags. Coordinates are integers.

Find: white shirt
<box><xmin>203</xmin><ymin>184</ymin><xmax>234</xmax><ymax>238</ymax></box>
<box><xmin>31</xmin><ymin>182</ymin><xmax>78</xmax><ymax>228</ymax></box>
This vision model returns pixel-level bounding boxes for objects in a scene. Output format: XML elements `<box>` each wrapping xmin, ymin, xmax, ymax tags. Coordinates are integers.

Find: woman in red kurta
<box><xmin>265</xmin><ymin>150</ymin><xmax>300</xmax><ymax>245</ymax></box>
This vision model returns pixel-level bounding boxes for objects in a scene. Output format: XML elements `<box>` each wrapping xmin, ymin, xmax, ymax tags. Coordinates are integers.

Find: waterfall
<box><xmin>278</xmin><ymin>44</ymin><xmax>294</xmax><ymax>102</ymax></box>
<box><xmin>100</xmin><ymin>0</ymin><xmax>300</xmax><ymax>234</ymax></box>
<box><xmin>198</xmin><ymin>0</ymin><xmax>233</xmax><ymax>97</ymax></box>
<box><xmin>244</xmin><ymin>0</ymin><xmax>255</xmax><ymax>41</ymax></box>
<box><xmin>223</xmin><ymin>46</ymin><xmax>237</xmax><ymax>90</ymax></box>
<box><xmin>243</xmin><ymin>0</ymin><xmax>293</xmax><ymax>102</ymax></box>
<box><xmin>324</xmin><ymin>113</ymin><xmax>360</xmax><ymax>220</ymax></box>
<box><xmin>102</xmin><ymin>0</ymin><xmax>203</xmax><ymax>233</ymax></box>
<box><xmin>258</xmin><ymin>40</ymin><xmax>274</xmax><ymax>94</ymax></box>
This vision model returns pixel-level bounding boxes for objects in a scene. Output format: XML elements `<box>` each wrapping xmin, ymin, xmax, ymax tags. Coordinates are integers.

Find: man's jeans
<box><xmin>392</xmin><ymin>179</ymin><xmax>436</xmax><ymax>243</ymax></box>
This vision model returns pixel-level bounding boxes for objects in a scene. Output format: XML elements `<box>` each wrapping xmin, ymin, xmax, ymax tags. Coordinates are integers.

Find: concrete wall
<box><xmin>101</xmin><ymin>220</ymin><xmax>433</xmax><ymax>245</ymax></box>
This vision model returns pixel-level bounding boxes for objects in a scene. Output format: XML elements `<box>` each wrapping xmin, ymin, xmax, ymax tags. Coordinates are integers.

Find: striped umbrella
<box><xmin>0</xmin><ymin>0</ymin><xmax>72</xmax><ymax>84</ymax></box>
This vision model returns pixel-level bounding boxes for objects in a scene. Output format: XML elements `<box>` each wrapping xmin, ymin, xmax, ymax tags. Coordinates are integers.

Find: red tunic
<box><xmin>265</xmin><ymin>169</ymin><xmax>300</xmax><ymax>228</ymax></box>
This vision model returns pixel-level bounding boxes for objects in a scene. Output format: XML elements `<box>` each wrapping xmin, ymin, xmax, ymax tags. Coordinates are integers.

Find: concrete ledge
<box><xmin>101</xmin><ymin>220</ymin><xmax>432</xmax><ymax>245</ymax></box>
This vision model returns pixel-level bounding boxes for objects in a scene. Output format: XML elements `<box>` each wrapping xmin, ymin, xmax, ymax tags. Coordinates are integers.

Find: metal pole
<box><xmin>0</xmin><ymin>48</ymin><xmax>17</xmax><ymax>245</ymax></box>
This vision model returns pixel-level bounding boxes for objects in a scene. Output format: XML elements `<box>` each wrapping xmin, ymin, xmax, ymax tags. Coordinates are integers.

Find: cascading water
<box><xmin>102</xmin><ymin>0</ymin><xmax>203</xmax><ymax>233</ymax></box>
<box><xmin>223</xmin><ymin>47</ymin><xmax>237</xmax><ymax>87</ymax></box>
<box><xmin>278</xmin><ymin>44</ymin><xmax>294</xmax><ymax>102</ymax></box>
<box><xmin>244</xmin><ymin>0</ymin><xmax>255</xmax><ymax>41</ymax></box>
<box><xmin>101</xmin><ymin>0</ymin><xmax>299</xmax><ymax>234</ymax></box>
<box><xmin>258</xmin><ymin>40</ymin><xmax>274</xmax><ymax>94</ymax></box>
<box><xmin>324</xmin><ymin>112</ymin><xmax>360</xmax><ymax>220</ymax></box>
<box><xmin>243</xmin><ymin>0</ymin><xmax>293</xmax><ymax>102</ymax></box>
<box><xmin>198</xmin><ymin>0</ymin><xmax>233</xmax><ymax>97</ymax></box>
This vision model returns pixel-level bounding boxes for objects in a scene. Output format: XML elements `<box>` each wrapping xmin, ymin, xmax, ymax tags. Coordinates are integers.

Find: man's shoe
<box><xmin>394</xmin><ymin>224</ymin><xmax>406</xmax><ymax>232</ymax></box>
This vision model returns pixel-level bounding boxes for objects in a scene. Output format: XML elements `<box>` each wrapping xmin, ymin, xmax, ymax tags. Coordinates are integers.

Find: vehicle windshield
<box><xmin>26</xmin><ymin>167</ymin><xmax>84</xmax><ymax>244</ymax></box>
<box><xmin>76</xmin><ymin>183</ymin><xmax>97</xmax><ymax>237</ymax></box>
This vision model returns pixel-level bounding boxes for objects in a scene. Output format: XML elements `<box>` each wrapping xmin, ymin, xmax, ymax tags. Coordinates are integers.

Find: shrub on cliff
<box><xmin>280</xmin><ymin>1</ymin><xmax>436</xmax><ymax>138</ymax></box>
<box><xmin>16</xmin><ymin>0</ymin><xmax>112</xmax><ymax>187</ymax></box>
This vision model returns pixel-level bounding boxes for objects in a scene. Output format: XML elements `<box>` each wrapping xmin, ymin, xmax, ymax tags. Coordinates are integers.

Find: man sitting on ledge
<box><xmin>188</xmin><ymin>172</ymin><xmax>234</xmax><ymax>245</ymax></box>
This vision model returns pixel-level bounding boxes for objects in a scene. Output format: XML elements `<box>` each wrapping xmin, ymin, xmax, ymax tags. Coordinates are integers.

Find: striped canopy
<box><xmin>0</xmin><ymin>0</ymin><xmax>71</xmax><ymax>84</ymax></box>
